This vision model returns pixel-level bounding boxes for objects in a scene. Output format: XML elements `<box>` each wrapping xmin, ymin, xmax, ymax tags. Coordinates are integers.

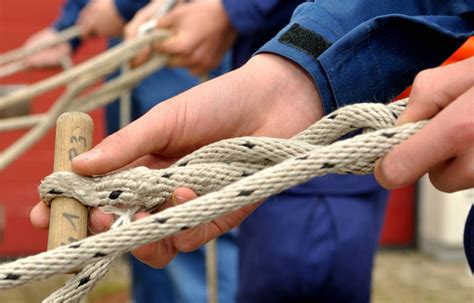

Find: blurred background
<box><xmin>0</xmin><ymin>0</ymin><xmax>472</xmax><ymax>302</ymax></box>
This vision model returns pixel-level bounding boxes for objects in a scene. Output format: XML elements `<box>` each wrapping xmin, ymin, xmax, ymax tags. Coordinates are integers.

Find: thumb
<box><xmin>155</xmin><ymin>9</ymin><xmax>176</xmax><ymax>30</ymax></box>
<box><xmin>397</xmin><ymin>57</ymin><xmax>474</xmax><ymax>126</ymax></box>
<box><xmin>72</xmin><ymin>100</ymin><xmax>180</xmax><ymax>176</ymax></box>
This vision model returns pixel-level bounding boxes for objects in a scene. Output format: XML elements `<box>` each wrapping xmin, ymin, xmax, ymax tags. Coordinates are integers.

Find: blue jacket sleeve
<box><xmin>256</xmin><ymin>0</ymin><xmax>474</xmax><ymax>113</ymax></box>
<box><xmin>52</xmin><ymin>0</ymin><xmax>89</xmax><ymax>49</ymax></box>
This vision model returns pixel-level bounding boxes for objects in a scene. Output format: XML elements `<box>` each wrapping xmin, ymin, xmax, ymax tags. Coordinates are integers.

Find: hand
<box><xmin>78</xmin><ymin>0</ymin><xmax>125</xmax><ymax>38</ymax></box>
<box><xmin>23</xmin><ymin>28</ymin><xmax>72</xmax><ymax>68</ymax></box>
<box><xmin>31</xmin><ymin>54</ymin><xmax>323</xmax><ymax>267</ymax></box>
<box><xmin>375</xmin><ymin>57</ymin><xmax>474</xmax><ymax>192</ymax></box>
<box><xmin>127</xmin><ymin>0</ymin><xmax>237</xmax><ymax>74</ymax></box>
<box><xmin>124</xmin><ymin>0</ymin><xmax>178</xmax><ymax>65</ymax></box>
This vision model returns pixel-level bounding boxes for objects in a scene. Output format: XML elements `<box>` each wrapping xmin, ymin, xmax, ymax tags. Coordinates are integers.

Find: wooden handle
<box><xmin>47</xmin><ymin>112</ymin><xmax>93</xmax><ymax>251</ymax></box>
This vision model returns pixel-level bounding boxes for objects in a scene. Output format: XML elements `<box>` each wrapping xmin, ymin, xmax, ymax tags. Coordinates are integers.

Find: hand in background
<box><xmin>31</xmin><ymin>54</ymin><xmax>323</xmax><ymax>267</ymax></box>
<box><xmin>375</xmin><ymin>57</ymin><xmax>474</xmax><ymax>192</ymax></box>
<box><xmin>124</xmin><ymin>0</ymin><xmax>179</xmax><ymax>66</ymax></box>
<box><xmin>127</xmin><ymin>0</ymin><xmax>237</xmax><ymax>75</ymax></box>
<box><xmin>78</xmin><ymin>0</ymin><xmax>125</xmax><ymax>38</ymax></box>
<box><xmin>23</xmin><ymin>28</ymin><xmax>72</xmax><ymax>68</ymax></box>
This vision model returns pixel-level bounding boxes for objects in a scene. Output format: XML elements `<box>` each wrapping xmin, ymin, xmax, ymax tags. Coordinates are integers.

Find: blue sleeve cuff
<box><xmin>53</xmin><ymin>20</ymin><xmax>81</xmax><ymax>50</ymax></box>
<box><xmin>52</xmin><ymin>0</ymin><xmax>87</xmax><ymax>50</ymax></box>
<box><xmin>257</xmin><ymin>34</ymin><xmax>335</xmax><ymax>115</ymax></box>
<box><xmin>255</xmin><ymin>3</ymin><xmax>344</xmax><ymax>114</ymax></box>
<box><xmin>114</xmin><ymin>0</ymin><xmax>150</xmax><ymax>22</ymax></box>
<box><xmin>257</xmin><ymin>6</ymin><xmax>473</xmax><ymax>114</ymax></box>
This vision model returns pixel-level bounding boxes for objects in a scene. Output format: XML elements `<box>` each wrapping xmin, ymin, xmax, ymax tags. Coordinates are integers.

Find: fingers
<box><xmin>77</xmin><ymin>0</ymin><xmax>125</xmax><ymax>38</ymax></box>
<box><xmin>398</xmin><ymin>57</ymin><xmax>474</xmax><ymax>125</ymax></box>
<box><xmin>25</xmin><ymin>44</ymin><xmax>72</xmax><ymax>68</ymax></box>
<box><xmin>153</xmin><ymin>31</ymin><xmax>191</xmax><ymax>57</ymax></box>
<box><xmin>30</xmin><ymin>202</ymin><xmax>50</xmax><ymax>229</ymax></box>
<box><xmin>428</xmin><ymin>148</ymin><xmax>474</xmax><ymax>192</ymax></box>
<box><xmin>30</xmin><ymin>201</ymin><xmax>114</xmax><ymax>234</ymax></box>
<box><xmin>89</xmin><ymin>208</ymin><xmax>115</xmax><ymax>234</ymax></box>
<box><xmin>125</xmin><ymin>2</ymin><xmax>160</xmax><ymax>40</ymax></box>
<box><xmin>375</xmin><ymin>86</ymin><xmax>474</xmax><ymax>191</ymax></box>
<box><xmin>130</xmin><ymin>46</ymin><xmax>152</xmax><ymax>68</ymax></box>
<box><xmin>171</xmin><ymin>187</ymin><xmax>260</xmax><ymax>252</ymax></box>
<box><xmin>130</xmin><ymin>212</ymin><xmax>178</xmax><ymax>268</ymax></box>
<box><xmin>119</xmin><ymin>188</ymin><xmax>195</xmax><ymax>268</ymax></box>
<box><xmin>77</xmin><ymin>6</ymin><xmax>95</xmax><ymax>37</ymax></box>
<box><xmin>126</xmin><ymin>4</ymin><xmax>178</xmax><ymax>66</ymax></box>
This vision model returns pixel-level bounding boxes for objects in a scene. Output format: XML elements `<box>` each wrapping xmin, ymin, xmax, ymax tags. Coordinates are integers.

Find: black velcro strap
<box><xmin>279</xmin><ymin>23</ymin><xmax>332</xmax><ymax>58</ymax></box>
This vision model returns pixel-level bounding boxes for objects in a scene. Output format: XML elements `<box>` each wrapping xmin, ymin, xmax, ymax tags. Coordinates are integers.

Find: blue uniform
<box><xmin>242</xmin><ymin>1</ymin><xmax>473</xmax><ymax>302</ymax></box>
<box><xmin>222</xmin><ymin>1</ymin><xmax>387</xmax><ymax>302</ymax></box>
<box><xmin>258</xmin><ymin>1</ymin><xmax>474</xmax><ymax>113</ymax></box>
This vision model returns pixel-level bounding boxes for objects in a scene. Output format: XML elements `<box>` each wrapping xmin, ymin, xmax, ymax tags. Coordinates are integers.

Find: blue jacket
<box><xmin>257</xmin><ymin>0</ymin><xmax>474</xmax><ymax>114</ymax></box>
<box><xmin>222</xmin><ymin>0</ymin><xmax>306</xmax><ymax>67</ymax></box>
<box><xmin>256</xmin><ymin>0</ymin><xmax>474</xmax><ymax>272</ymax></box>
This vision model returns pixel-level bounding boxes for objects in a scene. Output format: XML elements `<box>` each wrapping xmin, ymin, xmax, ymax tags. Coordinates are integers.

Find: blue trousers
<box><xmin>130</xmin><ymin>232</ymin><xmax>238</xmax><ymax>303</ymax></box>
<box><xmin>237</xmin><ymin>174</ymin><xmax>388</xmax><ymax>303</ymax></box>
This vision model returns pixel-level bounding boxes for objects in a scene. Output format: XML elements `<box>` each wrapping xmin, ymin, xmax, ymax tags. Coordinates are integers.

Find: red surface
<box><xmin>0</xmin><ymin>0</ymin><xmax>106</xmax><ymax>256</ymax></box>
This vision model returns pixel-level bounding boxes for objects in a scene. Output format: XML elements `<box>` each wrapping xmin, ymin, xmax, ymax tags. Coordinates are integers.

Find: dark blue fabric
<box><xmin>257</xmin><ymin>1</ymin><xmax>474</xmax><ymax>114</ymax></box>
<box><xmin>131</xmin><ymin>232</ymin><xmax>238</xmax><ymax>303</ymax></box>
<box><xmin>223</xmin><ymin>2</ymin><xmax>391</xmax><ymax>302</ymax></box>
<box><xmin>222</xmin><ymin>0</ymin><xmax>306</xmax><ymax>68</ymax></box>
<box><xmin>114</xmin><ymin>0</ymin><xmax>150</xmax><ymax>22</ymax></box>
<box><xmin>52</xmin><ymin>0</ymin><xmax>89</xmax><ymax>49</ymax></box>
<box><xmin>237</xmin><ymin>2</ymin><xmax>474</xmax><ymax>301</ymax></box>
<box><xmin>237</xmin><ymin>185</ymin><xmax>389</xmax><ymax>303</ymax></box>
<box><xmin>464</xmin><ymin>206</ymin><xmax>474</xmax><ymax>273</ymax></box>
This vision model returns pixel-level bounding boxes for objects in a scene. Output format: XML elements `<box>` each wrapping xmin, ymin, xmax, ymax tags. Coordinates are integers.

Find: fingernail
<box><xmin>75</xmin><ymin>148</ymin><xmax>101</xmax><ymax>162</ymax></box>
<box><xmin>172</xmin><ymin>193</ymin><xmax>186</xmax><ymax>205</ymax></box>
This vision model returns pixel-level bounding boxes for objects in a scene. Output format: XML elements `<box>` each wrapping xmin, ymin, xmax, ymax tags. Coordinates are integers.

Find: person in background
<box><xmin>127</xmin><ymin>1</ymin><xmax>389</xmax><ymax>302</ymax></box>
<box><xmin>23</xmin><ymin>1</ymin><xmax>237</xmax><ymax>302</ymax></box>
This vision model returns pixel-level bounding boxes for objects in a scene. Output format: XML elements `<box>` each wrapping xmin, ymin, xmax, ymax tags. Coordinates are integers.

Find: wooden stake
<box><xmin>206</xmin><ymin>239</ymin><xmax>218</xmax><ymax>303</ymax></box>
<box><xmin>47</xmin><ymin>112</ymin><xmax>93</xmax><ymax>251</ymax></box>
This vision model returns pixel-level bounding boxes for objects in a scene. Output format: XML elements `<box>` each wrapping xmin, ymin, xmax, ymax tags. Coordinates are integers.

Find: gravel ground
<box><xmin>1</xmin><ymin>250</ymin><xmax>472</xmax><ymax>302</ymax></box>
<box><xmin>372</xmin><ymin>250</ymin><xmax>473</xmax><ymax>303</ymax></box>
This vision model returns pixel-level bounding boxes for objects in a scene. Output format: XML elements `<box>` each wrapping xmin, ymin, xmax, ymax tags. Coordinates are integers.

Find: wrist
<box><xmin>238</xmin><ymin>54</ymin><xmax>323</xmax><ymax>138</ymax></box>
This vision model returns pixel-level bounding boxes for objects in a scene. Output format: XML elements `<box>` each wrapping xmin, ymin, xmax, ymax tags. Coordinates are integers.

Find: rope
<box><xmin>0</xmin><ymin>55</ymin><xmax>167</xmax><ymax>132</ymax></box>
<box><xmin>0</xmin><ymin>99</ymin><xmax>427</xmax><ymax>302</ymax></box>
<box><xmin>0</xmin><ymin>29</ymin><xmax>169</xmax><ymax>112</ymax></box>
<box><xmin>0</xmin><ymin>34</ymin><xmax>169</xmax><ymax>170</ymax></box>
<box><xmin>0</xmin><ymin>27</ymin><xmax>81</xmax><ymax>67</ymax></box>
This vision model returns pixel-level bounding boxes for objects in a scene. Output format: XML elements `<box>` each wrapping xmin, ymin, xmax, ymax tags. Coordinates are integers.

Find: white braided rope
<box><xmin>0</xmin><ymin>32</ymin><xmax>169</xmax><ymax>170</ymax></box>
<box><xmin>0</xmin><ymin>99</ymin><xmax>427</xmax><ymax>302</ymax></box>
